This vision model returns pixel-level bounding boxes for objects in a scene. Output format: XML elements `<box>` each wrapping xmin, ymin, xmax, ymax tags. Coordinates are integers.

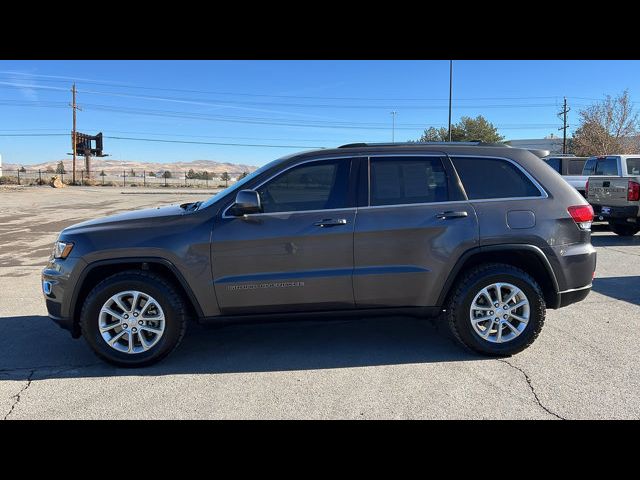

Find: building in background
<box><xmin>506</xmin><ymin>137</ymin><xmax>564</xmax><ymax>154</ymax></box>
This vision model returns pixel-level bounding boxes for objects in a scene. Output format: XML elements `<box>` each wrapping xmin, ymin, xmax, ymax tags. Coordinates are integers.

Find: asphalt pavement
<box><xmin>1</xmin><ymin>187</ymin><xmax>639</xmax><ymax>419</ymax></box>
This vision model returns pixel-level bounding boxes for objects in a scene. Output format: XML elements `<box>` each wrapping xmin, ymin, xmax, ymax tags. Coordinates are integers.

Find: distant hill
<box><xmin>3</xmin><ymin>158</ymin><xmax>258</xmax><ymax>175</ymax></box>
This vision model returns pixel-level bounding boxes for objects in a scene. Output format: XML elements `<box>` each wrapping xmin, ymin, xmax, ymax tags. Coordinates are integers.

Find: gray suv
<box><xmin>42</xmin><ymin>142</ymin><xmax>597</xmax><ymax>367</ymax></box>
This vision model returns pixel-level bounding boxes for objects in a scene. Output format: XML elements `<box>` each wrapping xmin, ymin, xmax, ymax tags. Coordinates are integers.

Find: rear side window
<box><xmin>568</xmin><ymin>159</ymin><xmax>586</xmax><ymax>175</ymax></box>
<box><xmin>451</xmin><ymin>157</ymin><xmax>542</xmax><ymax>200</ymax></box>
<box><xmin>544</xmin><ymin>158</ymin><xmax>561</xmax><ymax>173</ymax></box>
<box><xmin>627</xmin><ymin>158</ymin><xmax>640</xmax><ymax>175</ymax></box>
<box><xmin>369</xmin><ymin>156</ymin><xmax>449</xmax><ymax>206</ymax></box>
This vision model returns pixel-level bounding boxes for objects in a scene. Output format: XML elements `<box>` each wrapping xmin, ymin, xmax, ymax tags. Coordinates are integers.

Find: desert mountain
<box><xmin>4</xmin><ymin>158</ymin><xmax>258</xmax><ymax>175</ymax></box>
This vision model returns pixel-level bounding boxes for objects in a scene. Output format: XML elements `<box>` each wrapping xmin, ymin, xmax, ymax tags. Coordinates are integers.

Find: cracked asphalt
<box><xmin>1</xmin><ymin>187</ymin><xmax>640</xmax><ymax>419</ymax></box>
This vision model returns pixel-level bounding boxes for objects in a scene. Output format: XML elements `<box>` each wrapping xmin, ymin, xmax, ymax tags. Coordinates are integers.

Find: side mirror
<box><xmin>233</xmin><ymin>190</ymin><xmax>262</xmax><ymax>215</ymax></box>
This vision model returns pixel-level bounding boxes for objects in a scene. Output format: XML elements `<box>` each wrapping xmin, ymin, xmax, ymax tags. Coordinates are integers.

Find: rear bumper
<box><xmin>547</xmin><ymin>242</ymin><xmax>596</xmax><ymax>309</ymax></box>
<box><xmin>592</xmin><ymin>204</ymin><xmax>639</xmax><ymax>221</ymax></box>
<box><xmin>557</xmin><ymin>284</ymin><xmax>592</xmax><ymax>308</ymax></box>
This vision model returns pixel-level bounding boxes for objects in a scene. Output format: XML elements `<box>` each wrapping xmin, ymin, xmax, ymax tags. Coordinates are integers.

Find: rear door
<box><xmin>353</xmin><ymin>154</ymin><xmax>479</xmax><ymax>307</ymax></box>
<box><xmin>211</xmin><ymin>157</ymin><xmax>357</xmax><ymax>314</ymax></box>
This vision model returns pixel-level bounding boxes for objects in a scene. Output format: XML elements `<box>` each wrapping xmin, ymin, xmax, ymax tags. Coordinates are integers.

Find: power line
<box><xmin>0</xmin><ymin>77</ymin><xmax>599</xmax><ymax>109</ymax></box>
<box><xmin>105</xmin><ymin>136</ymin><xmax>326</xmax><ymax>149</ymax></box>
<box><xmin>0</xmin><ymin>71</ymin><xmax>574</xmax><ymax>101</ymax></box>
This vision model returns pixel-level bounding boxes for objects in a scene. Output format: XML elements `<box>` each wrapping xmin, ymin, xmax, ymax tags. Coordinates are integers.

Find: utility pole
<box><xmin>448</xmin><ymin>60</ymin><xmax>453</xmax><ymax>142</ymax></box>
<box><xmin>70</xmin><ymin>83</ymin><xmax>81</xmax><ymax>184</ymax></box>
<box><xmin>391</xmin><ymin>111</ymin><xmax>397</xmax><ymax>142</ymax></box>
<box><xmin>558</xmin><ymin>97</ymin><xmax>570</xmax><ymax>154</ymax></box>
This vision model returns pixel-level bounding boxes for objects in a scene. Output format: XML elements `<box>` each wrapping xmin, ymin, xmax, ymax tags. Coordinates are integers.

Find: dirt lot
<box><xmin>1</xmin><ymin>186</ymin><xmax>639</xmax><ymax>419</ymax></box>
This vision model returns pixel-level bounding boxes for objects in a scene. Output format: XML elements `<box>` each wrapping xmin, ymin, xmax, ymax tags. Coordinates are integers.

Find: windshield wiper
<box><xmin>179</xmin><ymin>201</ymin><xmax>202</xmax><ymax>211</ymax></box>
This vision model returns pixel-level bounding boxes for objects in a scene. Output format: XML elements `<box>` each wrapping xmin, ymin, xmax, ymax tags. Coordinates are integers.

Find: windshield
<box><xmin>199</xmin><ymin>157</ymin><xmax>283</xmax><ymax>210</ymax></box>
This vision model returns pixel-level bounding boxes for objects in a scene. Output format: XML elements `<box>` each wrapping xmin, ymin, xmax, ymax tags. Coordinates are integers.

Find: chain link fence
<box><xmin>0</xmin><ymin>169</ymin><xmax>242</xmax><ymax>188</ymax></box>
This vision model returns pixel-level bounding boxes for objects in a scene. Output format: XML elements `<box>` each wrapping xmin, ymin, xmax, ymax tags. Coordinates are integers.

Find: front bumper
<box><xmin>42</xmin><ymin>256</ymin><xmax>86</xmax><ymax>337</ymax></box>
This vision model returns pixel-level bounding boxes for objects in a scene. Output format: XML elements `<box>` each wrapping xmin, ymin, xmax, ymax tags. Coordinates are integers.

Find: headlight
<box><xmin>53</xmin><ymin>241</ymin><xmax>74</xmax><ymax>259</ymax></box>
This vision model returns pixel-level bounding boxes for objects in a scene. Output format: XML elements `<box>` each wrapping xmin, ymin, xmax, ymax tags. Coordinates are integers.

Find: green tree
<box><xmin>238</xmin><ymin>171</ymin><xmax>249</xmax><ymax>180</ymax></box>
<box><xmin>186</xmin><ymin>168</ymin><xmax>196</xmax><ymax>179</ymax></box>
<box><xmin>18</xmin><ymin>166</ymin><xmax>26</xmax><ymax>173</ymax></box>
<box><xmin>221</xmin><ymin>171</ymin><xmax>231</xmax><ymax>187</ymax></box>
<box><xmin>162</xmin><ymin>171</ymin><xmax>172</xmax><ymax>179</ymax></box>
<box><xmin>99</xmin><ymin>170</ymin><xmax>106</xmax><ymax>177</ymax></box>
<box><xmin>416</xmin><ymin>115</ymin><xmax>504</xmax><ymax>143</ymax></box>
<box><xmin>572</xmin><ymin>89</ymin><xmax>640</xmax><ymax>156</ymax></box>
<box><xmin>56</xmin><ymin>161</ymin><xmax>66</xmax><ymax>174</ymax></box>
<box><xmin>148</xmin><ymin>171</ymin><xmax>156</xmax><ymax>177</ymax></box>
<box><xmin>130</xmin><ymin>168</ymin><xmax>136</xmax><ymax>177</ymax></box>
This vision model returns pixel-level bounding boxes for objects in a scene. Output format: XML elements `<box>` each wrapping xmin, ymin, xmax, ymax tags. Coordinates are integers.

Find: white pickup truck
<box><xmin>542</xmin><ymin>156</ymin><xmax>589</xmax><ymax>197</ymax></box>
<box><xmin>586</xmin><ymin>154</ymin><xmax>640</xmax><ymax>236</ymax></box>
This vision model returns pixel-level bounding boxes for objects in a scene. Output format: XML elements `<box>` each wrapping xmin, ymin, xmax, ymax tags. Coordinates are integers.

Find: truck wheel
<box><xmin>80</xmin><ymin>271</ymin><xmax>188</xmax><ymax>367</ymax></box>
<box><xmin>608</xmin><ymin>221</ymin><xmax>640</xmax><ymax>237</ymax></box>
<box><xmin>444</xmin><ymin>263</ymin><xmax>545</xmax><ymax>356</ymax></box>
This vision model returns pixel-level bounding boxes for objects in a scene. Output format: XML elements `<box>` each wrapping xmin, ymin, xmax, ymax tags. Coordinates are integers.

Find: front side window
<box><xmin>626</xmin><ymin>158</ymin><xmax>640</xmax><ymax>175</ymax></box>
<box><xmin>369</xmin><ymin>156</ymin><xmax>449</xmax><ymax>206</ymax></box>
<box><xmin>583</xmin><ymin>158</ymin><xmax>596</xmax><ymax>175</ymax></box>
<box><xmin>451</xmin><ymin>157</ymin><xmax>542</xmax><ymax>200</ymax></box>
<box><xmin>256</xmin><ymin>159</ymin><xmax>350</xmax><ymax>213</ymax></box>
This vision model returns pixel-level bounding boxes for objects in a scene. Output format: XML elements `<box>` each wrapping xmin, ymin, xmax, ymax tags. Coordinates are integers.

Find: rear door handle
<box><xmin>436</xmin><ymin>211</ymin><xmax>468</xmax><ymax>220</ymax></box>
<box><xmin>314</xmin><ymin>218</ymin><xmax>348</xmax><ymax>227</ymax></box>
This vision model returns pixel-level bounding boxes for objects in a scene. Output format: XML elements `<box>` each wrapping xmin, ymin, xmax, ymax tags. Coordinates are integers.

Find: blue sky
<box><xmin>1</xmin><ymin>60</ymin><xmax>638</xmax><ymax>167</ymax></box>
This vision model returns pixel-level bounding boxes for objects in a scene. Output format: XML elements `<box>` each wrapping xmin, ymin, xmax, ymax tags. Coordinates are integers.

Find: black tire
<box><xmin>80</xmin><ymin>270</ymin><xmax>188</xmax><ymax>367</ymax></box>
<box><xmin>608</xmin><ymin>221</ymin><xmax>640</xmax><ymax>237</ymax></box>
<box><xmin>444</xmin><ymin>263</ymin><xmax>545</xmax><ymax>357</ymax></box>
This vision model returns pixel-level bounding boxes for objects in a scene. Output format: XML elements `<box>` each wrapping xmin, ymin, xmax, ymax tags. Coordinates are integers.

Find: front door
<box><xmin>211</xmin><ymin>157</ymin><xmax>357</xmax><ymax>314</ymax></box>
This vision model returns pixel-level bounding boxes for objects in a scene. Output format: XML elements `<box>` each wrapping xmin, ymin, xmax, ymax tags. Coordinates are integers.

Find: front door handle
<box><xmin>436</xmin><ymin>211</ymin><xmax>469</xmax><ymax>220</ymax></box>
<box><xmin>314</xmin><ymin>218</ymin><xmax>348</xmax><ymax>227</ymax></box>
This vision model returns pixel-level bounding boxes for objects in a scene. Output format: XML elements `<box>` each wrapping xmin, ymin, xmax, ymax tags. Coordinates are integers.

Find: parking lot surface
<box><xmin>1</xmin><ymin>187</ymin><xmax>639</xmax><ymax>419</ymax></box>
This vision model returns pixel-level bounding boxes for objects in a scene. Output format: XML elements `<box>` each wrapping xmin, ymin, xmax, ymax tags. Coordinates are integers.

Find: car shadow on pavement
<box><xmin>0</xmin><ymin>315</ymin><xmax>485</xmax><ymax>380</ymax></box>
<box><xmin>591</xmin><ymin>234</ymin><xmax>640</xmax><ymax>247</ymax></box>
<box><xmin>591</xmin><ymin>276</ymin><xmax>640</xmax><ymax>306</ymax></box>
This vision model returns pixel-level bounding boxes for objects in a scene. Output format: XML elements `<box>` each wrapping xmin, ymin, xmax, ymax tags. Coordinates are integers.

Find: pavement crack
<box><xmin>3</xmin><ymin>369</ymin><xmax>35</xmax><ymax>420</ymax></box>
<box><xmin>497</xmin><ymin>359</ymin><xmax>565</xmax><ymax>420</ymax></box>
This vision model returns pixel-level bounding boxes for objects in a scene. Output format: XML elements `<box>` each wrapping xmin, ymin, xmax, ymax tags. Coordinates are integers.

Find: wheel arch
<box><xmin>437</xmin><ymin>245</ymin><xmax>560</xmax><ymax>309</ymax></box>
<box><xmin>69</xmin><ymin>257</ymin><xmax>204</xmax><ymax>337</ymax></box>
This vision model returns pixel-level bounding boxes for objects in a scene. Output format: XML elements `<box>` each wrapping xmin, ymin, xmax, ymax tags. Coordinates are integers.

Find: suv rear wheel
<box><xmin>608</xmin><ymin>221</ymin><xmax>640</xmax><ymax>237</ymax></box>
<box><xmin>445</xmin><ymin>263</ymin><xmax>545</xmax><ymax>356</ymax></box>
<box><xmin>80</xmin><ymin>271</ymin><xmax>188</xmax><ymax>367</ymax></box>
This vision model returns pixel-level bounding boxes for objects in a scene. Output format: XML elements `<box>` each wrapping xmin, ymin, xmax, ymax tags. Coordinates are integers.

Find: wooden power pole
<box><xmin>558</xmin><ymin>97</ymin><xmax>570</xmax><ymax>154</ymax></box>
<box><xmin>70</xmin><ymin>83</ymin><xmax>81</xmax><ymax>184</ymax></box>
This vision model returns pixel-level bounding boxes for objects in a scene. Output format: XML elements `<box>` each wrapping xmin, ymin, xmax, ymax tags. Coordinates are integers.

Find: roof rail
<box><xmin>338</xmin><ymin>141</ymin><xmax>511</xmax><ymax>148</ymax></box>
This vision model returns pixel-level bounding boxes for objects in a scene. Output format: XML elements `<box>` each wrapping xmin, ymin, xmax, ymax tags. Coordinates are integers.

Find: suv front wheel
<box><xmin>80</xmin><ymin>271</ymin><xmax>188</xmax><ymax>367</ymax></box>
<box><xmin>445</xmin><ymin>263</ymin><xmax>545</xmax><ymax>356</ymax></box>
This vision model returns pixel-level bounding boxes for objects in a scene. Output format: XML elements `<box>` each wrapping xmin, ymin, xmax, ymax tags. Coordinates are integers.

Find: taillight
<box><xmin>568</xmin><ymin>204</ymin><xmax>594</xmax><ymax>230</ymax></box>
<box><xmin>628</xmin><ymin>180</ymin><xmax>640</xmax><ymax>201</ymax></box>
